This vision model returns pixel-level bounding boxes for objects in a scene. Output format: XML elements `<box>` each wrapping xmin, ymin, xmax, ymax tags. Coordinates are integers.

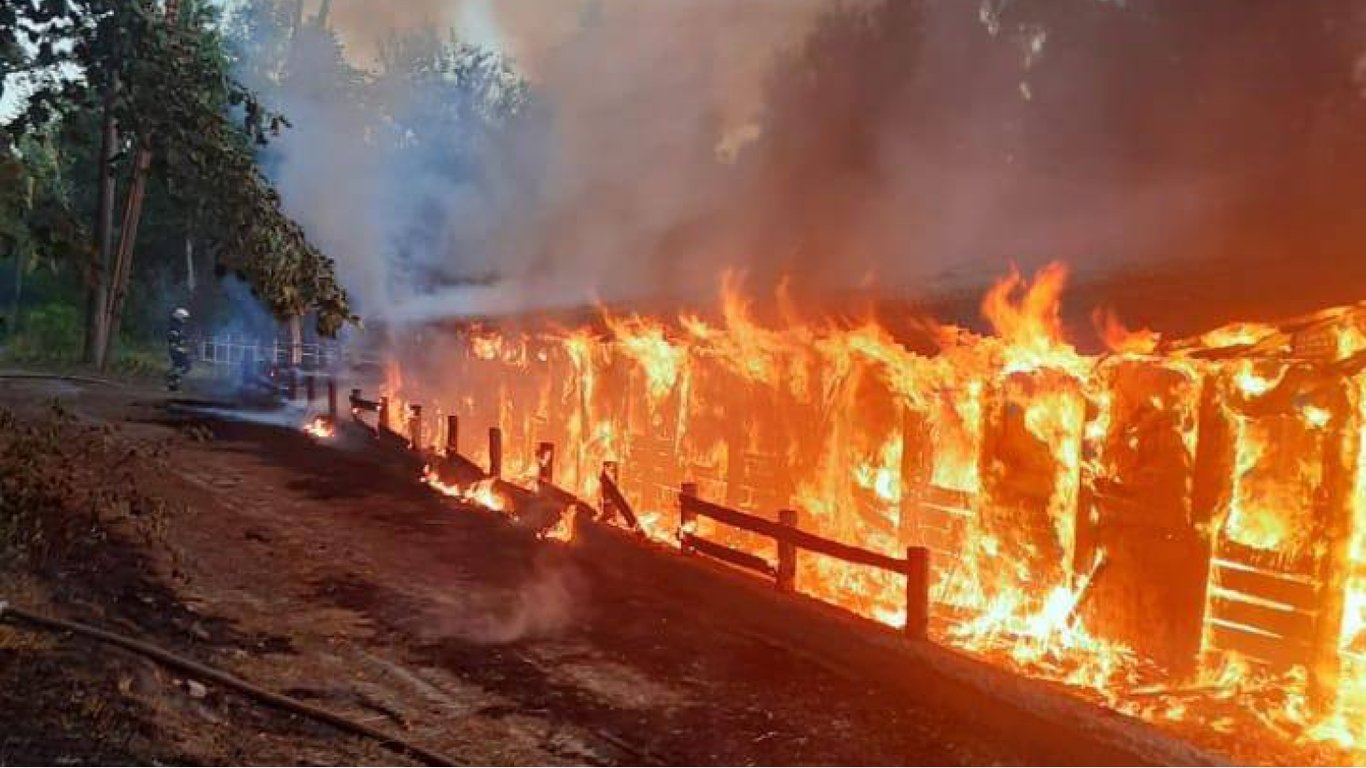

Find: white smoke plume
<box><xmin>234</xmin><ymin>0</ymin><xmax>1366</xmax><ymax>338</ymax></box>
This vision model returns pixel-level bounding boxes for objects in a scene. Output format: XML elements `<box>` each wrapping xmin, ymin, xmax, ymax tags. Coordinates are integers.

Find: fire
<box><xmin>1198</xmin><ymin>321</ymin><xmax>1281</xmax><ymax>351</ymax></box>
<box><xmin>302</xmin><ymin>416</ymin><xmax>335</xmax><ymax>439</ymax></box>
<box><xmin>1093</xmin><ymin>307</ymin><xmax>1161</xmax><ymax>356</ymax></box>
<box><xmin>422</xmin><ymin>466</ymin><xmax>509</xmax><ymax>513</ymax></box>
<box><xmin>540</xmin><ymin>506</ymin><xmax>579</xmax><ymax>543</ymax></box>
<box><xmin>385</xmin><ymin>263</ymin><xmax>1366</xmax><ymax>763</ymax></box>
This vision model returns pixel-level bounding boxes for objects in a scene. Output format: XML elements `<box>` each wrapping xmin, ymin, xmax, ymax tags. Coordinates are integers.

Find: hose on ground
<box><xmin>0</xmin><ymin>373</ymin><xmax>123</xmax><ymax>387</ymax></box>
<box><xmin>0</xmin><ymin>599</ymin><xmax>458</xmax><ymax>766</ymax></box>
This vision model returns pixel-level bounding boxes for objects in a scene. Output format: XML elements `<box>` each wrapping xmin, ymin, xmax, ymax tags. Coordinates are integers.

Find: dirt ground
<box><xmin>0</xmin><ymin>373</ymin><xmax>1206</xmax><ymax>765</ymax></box>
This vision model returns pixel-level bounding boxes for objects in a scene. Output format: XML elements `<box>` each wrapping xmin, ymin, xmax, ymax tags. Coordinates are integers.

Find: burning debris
<box><xmin>372</xmin><ymin>262</ymin><xmax>1365</xmax><ymax>760</ymax></box>
<box><xmin>301</xmin><ymin>416</ymin><xmax>336</xmax><ymax>439</ymax></box>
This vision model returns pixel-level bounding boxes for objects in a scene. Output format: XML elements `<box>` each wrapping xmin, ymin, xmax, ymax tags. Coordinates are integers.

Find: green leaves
<box><xmin>5</xmin><ymin>0</ymin><xmax>355</xmax><ymax>335</ymax></box>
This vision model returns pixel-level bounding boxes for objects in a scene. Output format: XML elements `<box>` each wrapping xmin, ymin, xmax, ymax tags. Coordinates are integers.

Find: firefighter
<box><xmin>167</xmin><ymin>307</ymin><xmax>192</xmax><ymax>391</ymax></box>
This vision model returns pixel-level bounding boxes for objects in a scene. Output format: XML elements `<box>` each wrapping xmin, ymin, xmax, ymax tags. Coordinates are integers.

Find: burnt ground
<box><xmin>0</xmin><ymin>374</ymin><xmax>1208</xmax><ymax>766</ymax></box>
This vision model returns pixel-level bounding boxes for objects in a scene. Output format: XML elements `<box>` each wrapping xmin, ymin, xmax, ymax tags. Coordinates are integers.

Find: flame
<box><xmin>422</xmin><ymin>466</ymin><xmax>509</xmax><ymax>513</ymax></box>
<box><xmin>1093</xmin><ymin>307</ymin><xmax>1161</xmax><ymax>355</ymax></box>
<box><xmin>302</xmin><ymin>416</ymin><xmax>335</xmax><ymax>439</ymax></box>
<box><xmin>541</xmin><ymin>506</ymin><xmax>579</xmax><ymax>543</ymax></box>
<box><xmin>1198</xmin><ymin>321</ymin><xmax>1280</xmax><ymax>350</ymax></box>
<box><xmin>385</xmin><ymin>266</ymin><xmax>1366</xmax><ymax>762</ymax></box>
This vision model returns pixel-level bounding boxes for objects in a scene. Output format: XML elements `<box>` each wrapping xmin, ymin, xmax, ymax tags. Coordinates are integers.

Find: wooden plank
<box><xmin>1208</xmin><ymin>622</ymin><xmax>1313</xmax><ymax>669</ymax></box>
<box><xmin>536</xmin><ymin>480</ymin><xmax>596</xmax><ymax>516</ymax></box>
<box><xmin>1209</xmin><ymin>596</ymin><xmax>1317</xmax><ymax>645</ymax></box>
<box><xmin>682</xmin><ymin>533</ymin><xmax>777</xmax><ymax>579</ymax></box>
<box><xmin>599</xmin><ymin>471</ymin><xmax>640</xmax><ymax>531</ymax></box>
<box><xmin>680</xmin><ymin>493</ymin><xmax>910</xmax><ymax>576</ymax></box>
<box><xmin>1212</xmin><ymin>561</ymin><xmax>1319</xmax><ymax>612</ymax></box>
<box><xmin>1218</xmin><ymin>539</ymin><xmax>1316</xmax><ymax>577</ymax></box>
<box><xmin>922</xmin><ymin>485</ymin><xmax>973</xmax><ymax>511</ymax></box>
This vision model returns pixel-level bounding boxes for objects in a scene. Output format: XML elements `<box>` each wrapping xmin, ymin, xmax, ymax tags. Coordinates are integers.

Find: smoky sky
<box><xmin>252</xmin><ymin>0</ymin><xmax>1366</xmax><ymax>337</ymax></box>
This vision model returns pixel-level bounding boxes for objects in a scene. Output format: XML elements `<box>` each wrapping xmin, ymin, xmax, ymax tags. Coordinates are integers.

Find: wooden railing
<box><xmin>343</xmin><ymin>389</ymin><xmax>932</xmax><ymax>641</ymax></box>
<box><xmin>679</xmin><ymin>484</ymin><xmax>930</xmax><ymax>640</ymax></box>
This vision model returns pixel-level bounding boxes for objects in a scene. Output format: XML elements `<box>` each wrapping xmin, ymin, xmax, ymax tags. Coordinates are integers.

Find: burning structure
<box><xmin>368</xmin><ymin>262</ymin><xmax>1366</xmax><ymax>761</ymax></box>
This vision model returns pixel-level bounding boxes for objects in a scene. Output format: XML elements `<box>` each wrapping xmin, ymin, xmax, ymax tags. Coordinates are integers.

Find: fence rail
<box><xmin>679</xmin><ymin>486</ymin><xmax>930</xmax><ymax>639</ymax></box>
<box><xmin>195</xmin><ymin>335</ymin><xmax>380</xmax><ymax>370</ymax></box>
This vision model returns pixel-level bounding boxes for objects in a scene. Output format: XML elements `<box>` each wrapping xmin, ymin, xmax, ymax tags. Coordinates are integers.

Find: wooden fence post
<box><xmin>536</xmin><ymin>442</ymin><xmax>555</xmax><ymax>485</ymax></box>
<box><xmin>445</xmin><ymin>415</ymin><xmax>459</xmax><ymax>456</ymax></box>
<box><xmin>680</xmin><ymin>482</ymin><xmax>698</xmax><ymax>553</ymax></box>
<box><xmin>305</xmin><ymin>373</ymin><xmax>317</xmax><ymax>403</ymax></box>
<box><xmin>378</xmin><ymin>396</ymin><xmax>390</xmax><ymax>431</ymax></box>
<box><xmin>327</xmin><ymin>378</ymin><xmax>338</xmax><ymax>421</ymax></box>
<box><xmin>408</xmin><ymin>404</ymin><xmax>423</xmax><ymax>451</ymax></box>
<box><xmin>488</xmin><ymin>427</ymin><xmax>503</xmax><ymax>479</ymax></box>
<box><xmin>904</xmin><ymin>546</ymin><xmax>930</xmax><ymax>640</ymax></box>
<box><xmin>777</xmin><ymin>509</ymin><xmax>798</xmax><ymax>593</ymax></box>
<box><xmin>601</xmin><ymin>461</ymin><xmax>619</xmax><ymax>520</ymax></box>
<box><xmin>286</xmin><ymin>367</ymin><xmax>298</xmax><ymax>400</ymax></box>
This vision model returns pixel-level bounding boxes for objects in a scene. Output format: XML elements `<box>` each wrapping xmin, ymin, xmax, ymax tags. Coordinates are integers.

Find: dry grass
<box><xmin>0</xmin><ymin>401</ymin><xmax>178</xmax><ymax>568</ymax></box>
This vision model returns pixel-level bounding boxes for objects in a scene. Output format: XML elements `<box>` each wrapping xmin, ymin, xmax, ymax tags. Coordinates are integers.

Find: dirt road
<box><xmin>0</xmin><ymin>376</ymin><xmax>1198</xmax><ymax>764</ymax></box>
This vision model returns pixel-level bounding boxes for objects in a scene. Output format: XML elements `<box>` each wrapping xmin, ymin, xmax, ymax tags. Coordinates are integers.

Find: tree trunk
<box><xmin>85</xmin><ymin>75</ymin><xmax>119</xmax><ymax>364</ymax></box>
<box><xmin>8</xmin><ymin>249</ymin><xmax>21</xmax><ymax>333</ymax></box>
<box><xmin>97</xmin><ymin>145</ymin><xmax>152</xmax><ymax>370</ymax></box>
<box><xmin>96</xmin><ymin>0</ymin><xmax>182</xmax><ymax>371</ymax></box>
<box><xmin>185</xmin><ymin>234</ymin><xmax>195</xmax><ymax>292</ymax></box>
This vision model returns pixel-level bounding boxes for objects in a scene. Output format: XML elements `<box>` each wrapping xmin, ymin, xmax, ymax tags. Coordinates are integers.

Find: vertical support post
<box><xmin>899</xmin><ymin>406</ymin><xmax>930</xmax><ymax>544</ymax></box>
<box><xmin>601</xmin><ymin>461</ymin><xmax>619</xmax><ymax>521</ymax></box>
<box><xmin>445</xmin><ymin>414</ymin><xmax>459</xmax><ymax>456</ymax></box>
<box><xmin>409</xmin><ymin>404</ymin><xmax>423</xmax><ymax>451</ymax></box>
<box><xmin>305</xmin><ymin>373</ymin><xmax>316</xmax><ymax>403</ymax></box>
<box><xmin>777</xmin><ymin>509</ymin><xmax>798</xmax><ymax>593</ymax></box>
<box><xmin>1309</xmin><ymin>392</ymin><xmax>1357</xmax><ymax>712</ymax></box>
<box><xmin>349</xmin><ymin>388</ymin><xmax>361</xmax><ymax>414</ymax></box>
<box><xmin>287</xmin><ymin>367</ymin><xmax>298</xmax><ymax>401</ymax></box>
<box><xmin>536</xmin><ymin>442</ymin><xmax>555</xmax><ymax>485</ymax></box>
<box><xmin>679</xmin><ymin>482</ymin><xmax>698</xmax><ymax>553</ymax></box>
<box><xmin>904</xmin><ymin>546</ymin><xmax>930</xmax><ymax>640</ymax></box>
<box><xmin>327</xmin><ymin>379</ymin><xmax>338</xmax><ymax>421</ymax></box>
<box><xmin>379</xmin><ymin>396</ymin><xmax>390</xmax><ymax>431</ymax></box>
<box><xmin>488</xmin><ymin>427</ymin><xmax>503</xmax><ymax>479</ymax></box>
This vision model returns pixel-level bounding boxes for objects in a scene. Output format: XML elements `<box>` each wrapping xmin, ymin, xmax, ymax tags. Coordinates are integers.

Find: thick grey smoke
<box><xmin>239</xmin><ymin>0</ymin><xmax>1366</xmax><ymax>338</ymax></box>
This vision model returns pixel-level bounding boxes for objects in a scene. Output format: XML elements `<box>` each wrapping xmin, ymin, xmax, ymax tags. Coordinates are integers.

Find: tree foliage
<box><xmin>2</xmin><ymin>0</ymin><xmax>356</xmax><ymax>335</ymax></box>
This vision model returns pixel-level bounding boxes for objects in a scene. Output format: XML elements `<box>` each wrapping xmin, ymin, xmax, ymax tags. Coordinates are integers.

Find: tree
<box><xmin>2</xmin><ymin>0</ymin><xmax>355</xmax><ymax>369</ymax></box>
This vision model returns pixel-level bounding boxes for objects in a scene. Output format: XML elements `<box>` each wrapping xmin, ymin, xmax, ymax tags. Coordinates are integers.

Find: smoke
<box><xmin>236</xmin><ymin>0</ymin><xmax>1366</xmax><ymax>337</ymax></box>
<box><xmin>434</xmin><ymin>547</ymin><xmax>587</xmax><ymax>644</ymax></box>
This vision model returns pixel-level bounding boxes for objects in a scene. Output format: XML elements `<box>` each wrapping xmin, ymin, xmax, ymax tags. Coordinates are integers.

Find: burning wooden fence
<box><xmin>326</xmin><ymin>265</ymin><xmax>1366</xmax><ymax>755</ymax></box>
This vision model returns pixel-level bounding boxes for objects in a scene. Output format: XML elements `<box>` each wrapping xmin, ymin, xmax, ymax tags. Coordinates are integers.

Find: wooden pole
<box><xmin>408</xmin><ymin>405</ymin><xmax>423</xmax><ymax>451</ymax></box>
<box><xmin>379</xmin><ymin>397</ymin><xmax>390</xmax><ymax>431</ymax></box>
<box><xmin>287</xmin><ymin>367</ymin><xmax>298</xmax><ymax>401</ymax></box>
<box><xmin>488</xmin><ymin>427</ymin><xmax>503</xmax><ymax>479</ymax></box>
<box><xmin>777</xmin><ymin>509</ymin><xmax>798</xmax><ymax>593</ymax></box>
<box><xmin>445</xmin><ymin>415</ymin><xmax>459</xmax><ymax>456</ymax></box>
<box><xmin>601</xmin><ymin>460</ymin><xmax>619</xmax><ymax>520</ymax></box>
<box><xmin>536</xmin><ymin>442</ymin><xmax>555</xmax><ymax>485</ymax></box>
<box><xmin>327</xmin><ymin>379</ymin><xmax>338</xmax><ymax>421</ymax></box>
<box><xmin>680</xmin><ymin>482</ymin><xmax>698</xmax><ymax>553</ymax></box>
<box><xmin>305</xmin><ymin>373</ymin><xmax>316</xmax><ymax>403</ymax></box>
<box><xmin>904</xmin><ymin>546</ymin><xmax>930</xmax><ymax>640</ymax></box>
